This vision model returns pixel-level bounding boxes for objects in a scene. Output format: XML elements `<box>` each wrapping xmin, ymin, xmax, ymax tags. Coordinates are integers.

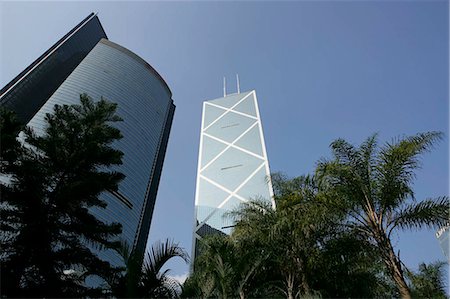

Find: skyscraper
<box><xmin>1</xmin><ymin>14</ymin><xmax>175</xmax><ymax>267</ymax></box>
<box><xmin>192</xmin><ymin>90</ymin><xmax>274</xmax><ymax>258</ymax></box>
<box><xmin>436</xmin><ymin>224</ymin><xmax>449</xmax><ymax>261</ymax></box>
<box><xmin>0</xmin><ymin>13</ymin><xmax>107</xmax><ymax>124</ymax></box>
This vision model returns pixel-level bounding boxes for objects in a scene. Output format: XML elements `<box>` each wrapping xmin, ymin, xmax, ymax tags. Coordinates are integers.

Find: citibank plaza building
<box><xmin>1</xmin><ymin>15</ymin><xmax>175</xmax><ymax>268</ymax></box>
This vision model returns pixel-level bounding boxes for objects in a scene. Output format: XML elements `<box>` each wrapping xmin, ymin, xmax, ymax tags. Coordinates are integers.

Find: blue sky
<box><xmin>1</xmin><ymin>0</ymin><xmax>448</xmax><ymax>286</ymax></box>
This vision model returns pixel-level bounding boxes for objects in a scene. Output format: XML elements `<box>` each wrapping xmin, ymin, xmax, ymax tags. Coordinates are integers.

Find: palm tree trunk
<box><xmin>375</xmin><ymin>229</ymin><xmax>411</xmax><ymax>299</ymax></box>
<box><xmin>285</xmin><ymin>272</ymin><xmax>295</xmax><ymax>299</ymax></box>
<box><xmin>220</xmin><ymin>281</ymin><xmax>227</xmax><ymax>299</ymax></box>
<box><xmin>301</xmin><ymin>277</ymin><xmax>310</xmax><ymax>296</ymax></box>
<box><xmin>293</xmin><ymin>254</ymin><xmax>310</xmax><ymax>296</ymax></box>
<box><xmin>299</xmin><ymin>256</ymin><xmax>310</xmax><ymax>295</ymax></box>
<box><xmin>388</xmin><ymin>253</ymin><xmax>411</xmax><ymax>299</ymax></box>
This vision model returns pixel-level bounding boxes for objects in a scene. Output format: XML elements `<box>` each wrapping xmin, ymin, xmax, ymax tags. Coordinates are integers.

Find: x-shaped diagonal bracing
<box><xmin>195</xmin><ymin>91</ymin><xmax>269</xmax><ymax>233</ymax></box>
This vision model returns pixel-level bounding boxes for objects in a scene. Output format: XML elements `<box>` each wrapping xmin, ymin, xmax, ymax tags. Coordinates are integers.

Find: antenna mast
<box><xmin>223</xmin><ymin>77</ymin><xmax>227</xmax><ymax>97</ymax></box>
<box><xmin>236</xmin><ymin>74</ymin><xmax>240</xmax><ymax>94</ymax></box>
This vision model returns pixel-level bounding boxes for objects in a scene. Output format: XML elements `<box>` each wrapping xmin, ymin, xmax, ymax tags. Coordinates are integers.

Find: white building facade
<box><xmin>436</xmin><ymin>224</ymin><xmax>449</xmax><ymax>262</ymax></box>
<box><xmin>192</xmin><ymin>90</ymin><xmax>274</xmax><ymax>258</ymax></box>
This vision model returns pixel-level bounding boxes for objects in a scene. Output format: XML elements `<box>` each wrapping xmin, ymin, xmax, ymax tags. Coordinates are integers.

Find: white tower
<box><xmin>192</xmin><ymin>90</ymin><xmax>274</xmax><ymax>258</ymax></box>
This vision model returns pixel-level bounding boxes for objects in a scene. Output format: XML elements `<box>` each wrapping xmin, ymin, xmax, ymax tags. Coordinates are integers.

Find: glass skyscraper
<box><xmin>192</xmin><ymin>90</ymin><xmax>274</xmax><ymax>258</ymax></box>
<box><xmin>436</xmin><ymin>224</ymin><xmax>449</xmax><ymax>262</ymax></box>
<box><xmin>1</xmin><ymin>14</ymin><xmax>175</xmax><ymax>267</ymax></box>
<box><xmin>0</xmin><ymin>13</ymin><xmax>107</xmax><ymax>124</ymax></box>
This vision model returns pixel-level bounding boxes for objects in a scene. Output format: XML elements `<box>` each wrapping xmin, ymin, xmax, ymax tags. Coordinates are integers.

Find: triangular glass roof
<box><xmin>203</xmin><ymin>103</ymin><xmax>227</xmax><ymax>128</ymax></box>
<box><xmin>207</xmin><ymin>91</ymin><xmax>252</xmax><ymax>109</ymax></box>
<box><xmin>232</xmin><ymin>93</ymin><xmax>257</xmax><ymax>117</ymax></box>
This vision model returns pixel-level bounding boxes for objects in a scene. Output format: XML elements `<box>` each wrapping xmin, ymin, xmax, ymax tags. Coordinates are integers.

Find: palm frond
<box><xmin>406</xmin><ymin>261</ymin><xmax>447</xmax><ymax>298</ymax></box>
<box><xmin>389</xmin><ymin>197</ymin><xmax>449</xmax><ymax>234</ymax></box>
<box><xmin>377</xmin><ymin>132</ymin><xmax>443</xmax><ymax>210</ymax></box>
<box><xmin>228</xmin><ymin>199</ymin><xmax>272</xmax><ymax>222</ymax></box>
<box><xmin>160</xmin><ymin>275</ymin><xmax>182</xmax><ymax>298</ymax></box>
<box><xmin>330</xmin><ymin>138</ymin><xmax>358</xmax><ymax>164</ymax></box>
<box><xmin>358</xmin><ymin>133</ymin><xmax>379</xmax><ymax>189</ymax></box>
<box><xmin>137</xmin><ymin>239</ymin><xmax>189</xmax><ymax>298</ymax></box>
<box><xmin>316</xmin><ymin>159</ymin><xmax>349</xmax><ymax>187</ymax></box>
<box><xmin>144</xmin><ymin>239</ymin><xmax>189</xmax><ymax>276</ymax></box>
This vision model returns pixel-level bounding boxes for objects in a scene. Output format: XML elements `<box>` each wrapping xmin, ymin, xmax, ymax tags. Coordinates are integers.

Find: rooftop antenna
<box><xmin>236</xmin><ymin>74</ymin><xmax>240</xmax><ymax>94</ymax></box>
<box><xmin>223</xmin><ymin>76</ymin><xmax>227</xmax><ymax>97</ymax></box>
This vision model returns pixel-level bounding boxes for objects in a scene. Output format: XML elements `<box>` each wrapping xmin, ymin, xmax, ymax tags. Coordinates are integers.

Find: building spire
<box><xmin>236</xmin><ymin>74</ymin><xmax>240</xmax><ymax>94</ymax></box>
<box><xmin>223</xmin><ymin>76</ymin><xmax>227</xmax><ymax>97</ymax></box>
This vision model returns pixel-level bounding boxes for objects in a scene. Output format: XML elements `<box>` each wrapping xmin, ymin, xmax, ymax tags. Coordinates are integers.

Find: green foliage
<box><xmin>186</xmin><ymin>132</ymin><xmax>447</xmax><ymax>299</ymax></box>
<box><xmin>316</xmin><ymin>132</ymin><xmax>448</xmax><ymax>298</ymax></box>
<box><xmin>1</xmin><ymin>94</ymin><xmax>125</xmax><ymax>297</ymax></box>
<box><xmin>0</xmin><ymin>107</ymin><xmax>23</xmax><ymax>171</ymax></box>
<box><xmin>183</xmin><ymin>233</ymin><xmax>276</xmax><ymax>299</ymax></box>
<box><xmin>193</xmin><ymin>235</ymin><xmax>238</xmax><ymax>298</ymax></box>
<box><xmin>141</xmin><ymin>239</ymin><xmax>190</xmax><ymax>298</ymax></box>
<box><xmin>187</xmin><ymin>174</ymin><xmax>397</xmax><ymax>298</ymax></box>
<box><xmin>407</xmin><ymin>261</ymin><xmax>448</xmax><ymax>299</ymax></box>
<box><xmin>112</xmin><ymin>239</ymin><xmax>189</xmax><ymax>298</ymax></box>
<box><xmin>109</xmin><ymin>240</ymin><xmax>143</xmax><ymax>298</ymax></box>
<box><xmin>312</xmin><ymin>231</ymin><xmax>396</xmax><ymax>298</ymax></box>
<box><xmin>391</xmin><ymin>197</ymin><xmax>449</xmax><ymax>232</ymax></box>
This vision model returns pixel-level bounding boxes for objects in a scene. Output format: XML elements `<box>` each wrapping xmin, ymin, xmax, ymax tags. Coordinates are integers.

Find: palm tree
<box><xmin>316</xmin><ymin>132</ymin><xmax>449</xmax><ymax>299</ymax></box>
<box><xmin>231</xmin><ymin>175</ymin><xmax>335</xmax><ymax>299</ymax></box>
<box><xmin>187</xmin><ymin>234</ymin><xmax>265</xmax><ymax>299</ymax></box>
<box><xmin>312</xmin><ymin>230</ymin><xmax>397</xmax><ymax>298</ymax></box>
<box><xmin>113</xmin><ymin>239</ymin><xmax>189</xmax><ymax>298</ymax></box>
<box><xmin>141</xmin><ymin>239</ymin><xmax>189</xmax><ymax>298</ymax></box>
<box><xmin>234</xmin><ymin>199</ymin><xmax>304</xmax><ymax>298</ymax></box>
<box><xmin>181</xmin><ymin>267</ymin><xmax>216</xmax><ymax>298</ymax></box>
<box><xmin>191</xmin><ymin>234</ymin><xmax>237</xmax><ymax>299</ymax></box>
<box><xmin>187</xmin><ymin>173</ymin><xmax>402</xmax><ymax>298</ymax></box>
<box><xmin>406</xmin><ymin>261</ymin><xmax>447</xmax><ymax>299</ymax></box>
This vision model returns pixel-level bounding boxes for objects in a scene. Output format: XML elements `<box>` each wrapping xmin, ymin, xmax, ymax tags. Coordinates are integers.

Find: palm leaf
<box><xmin>144</xmin><ymin>239</ymin><xmax>189</xmax><ymax>275</ymax></box>
<box><xmin>389</xmin><ymin>196</ymin><xmax>449</xmax><ymax>233</ymax></box>
<box><xmin>377</xmin><ymin>132</ymin><xmax>443</xmax><ymax>210</ymax></box>
<box><xmin>406</xmin><ymin>261</ymin><xmax>447</xmax><ymax>298</ymax></box>
<box><xmin>330</xmin><ymin>138</ymin><xmax>358</xmax><ymax>165</ymax></box>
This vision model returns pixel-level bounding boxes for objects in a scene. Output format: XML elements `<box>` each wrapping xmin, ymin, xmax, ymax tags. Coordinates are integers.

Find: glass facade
<box><xmin>193</xmin><ymin>90</ymin><xmax>274</xmax><ymax>258</ymax></box>
<box><xmin>436</xmin><ymin>225</ymin><xmax>449</xmax><ymax>262</ymax></box>
<box><xmin>0</xmin><ymin>13</ymin><xmax>107</xmax><ymax>124</ymax></box>
<box><xmin>25</xmin><ymin>38</ymin><xmax>175</xmax><ymax>267</ymax></box>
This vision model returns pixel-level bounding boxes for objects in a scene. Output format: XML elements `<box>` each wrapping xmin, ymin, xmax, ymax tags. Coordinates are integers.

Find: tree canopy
<box><xmin>184</xmin><ymin>132</ymin><xmax>448</xmax><ymax>299</ymax></box>
<box><xmin>316</xmin><ymin>132</ymin><xmax>448</xmax><ymax>298</ymax></box>
<box><xmin>1</xmin><ymin>94</ymin><xmax>125</xmax><ymax>297</ymax></box>
<box><xmin>111</xmin><ymin>239</ymin><xmax>189</xmax><ymax>298</ymax></box>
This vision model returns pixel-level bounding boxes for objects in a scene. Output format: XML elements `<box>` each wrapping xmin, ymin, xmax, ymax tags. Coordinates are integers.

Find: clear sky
<box><xmin>1</xmin><ymin>0</ymin><xmax>448</xmax><ymax>287</ymax></box>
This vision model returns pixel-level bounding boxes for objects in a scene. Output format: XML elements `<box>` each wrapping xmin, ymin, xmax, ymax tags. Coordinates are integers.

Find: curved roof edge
<box><xmin>1</xmin><ymin>13</ymin><xmax>106</xmax><ymax>99</ymax></box>
<box><xmin>99</xmin><ymin>38</ymin><xmax>172</xmax><ymax>98</ymax></box>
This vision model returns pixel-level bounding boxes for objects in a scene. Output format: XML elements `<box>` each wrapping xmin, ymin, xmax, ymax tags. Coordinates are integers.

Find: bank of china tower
<box><xmin>193</xmin><ymin>90</ymin><xmax>274</xmax><ymax>258</ymax></box>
